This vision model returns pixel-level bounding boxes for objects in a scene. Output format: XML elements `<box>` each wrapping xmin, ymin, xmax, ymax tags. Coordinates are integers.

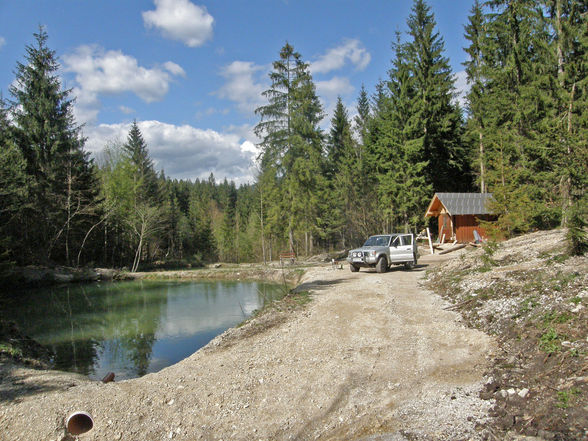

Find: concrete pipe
<box><xmin>66</xmin><ymin>411</ymin><xmax>94</xmax><ymax>435</ymax></box>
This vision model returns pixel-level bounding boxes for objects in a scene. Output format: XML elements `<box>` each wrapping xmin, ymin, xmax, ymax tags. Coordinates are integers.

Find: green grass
<box><xmin>539</xmin><ymin>328</ymin><xmax>561</xmax><ymax>354</ymax></box>
<box><xmin>286</xmin><ymin>290</ymin><xmax>313</xmax><ymax>307</ymax></box>
<box><xmin>542</xmin><ymin>311</ymin><xmax>572</xmax><ymax>325</ymax></box>
<box><xmin>0</xmin><ymin>343</ymin><xmax>23</xmax><ymax>358</ymax></box>
<box><xmin>479</xmin><ymin>241</ymin><xmax>499</xmax><ymax>270</ymax></box>
<box><xmin>512</xmin><ymin>296</ymin><xmax>539</xmax><ymax>319</ymax></box>
<box><xmin>550</xmin><ymin>271</ymin><xmax>580</xmax><ymax>291</ymax></box>
<box><xmin>556</xmin><ymin>388</ymin><xmax>582</xmax><ymax>409</ymax></box>
<box><xmin>546</xmin><ymin>253</ymin><xmax>570</xmax><ymax>264</ymax></box>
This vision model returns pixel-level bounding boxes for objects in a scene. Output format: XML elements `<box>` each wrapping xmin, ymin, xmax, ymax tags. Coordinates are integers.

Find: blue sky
<box><xmin>0</xmin><ymin>0</ymin><xmax>474</xmax><ymax>184</ymax></box>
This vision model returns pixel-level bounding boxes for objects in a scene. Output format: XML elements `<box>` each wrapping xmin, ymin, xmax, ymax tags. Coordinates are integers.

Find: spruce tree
<box><xmin>255</xmin><ymin>43</ymin><xmax>325</xmax><ymax>254</ymax></box>
<box><xmin>326</xmin><ymin>97</ymin><xmax>353</xmax><ymax>180</ymax></box>
<box><xmin>354</xmin><ymin>84</ymin><xmax>371</xmax><ymax>147</ymax></box>
<box><xmin>367</xmin><ymin>33</ymin><xmax>431</xmax><ymax>232</ymax></box>
<box><xmin>403</xmin><ymin>0</ymin><xmax>469</xmax><ymax>192</ymax></box>
<box><xmin>0</xmin><ymin>97</ymin><xmax>29</xmax><ymax>265</ymax></box>
<box><xmin>473</xmin><ymin>0</ymin><xmax>569</xmax><ymax>234</ymax></box>
<box><xmin>323</xmin><ymin>97</ymin><xmax>354</xmax><ymax>247</ymax></box>
<box><xmin>10</xmin><ymin>28</ymin><xmax>98</xmax><ymax>264</ymax></box>
<box><xmin>463</xmin><ymin>0</ymin><xmax>488</xmax><ymax>192</ymax></box>
<box><xmin>123</xmin><ymin>120</ymin><xmax>161</xmax><ymax>204</ymax></box>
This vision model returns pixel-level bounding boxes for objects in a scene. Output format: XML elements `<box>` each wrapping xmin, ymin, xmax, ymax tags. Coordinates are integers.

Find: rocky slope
<box><xmin>426</xmin><ymin>229</ymin><xmax>587</xmax><ymax>440</ymax></box>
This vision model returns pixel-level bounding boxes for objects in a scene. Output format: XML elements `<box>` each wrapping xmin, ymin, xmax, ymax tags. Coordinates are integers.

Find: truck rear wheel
<box><xmin>376</xmin><ymin>256</ymin><xmax>388</xmax><ymax>273</ymax></box>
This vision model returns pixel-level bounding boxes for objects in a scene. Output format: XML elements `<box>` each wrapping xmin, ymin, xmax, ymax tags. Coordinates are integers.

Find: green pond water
<box><xmin>3</xmin><ymin>280</ymin><xmax>284</xmax><ymax>380</ymax></box>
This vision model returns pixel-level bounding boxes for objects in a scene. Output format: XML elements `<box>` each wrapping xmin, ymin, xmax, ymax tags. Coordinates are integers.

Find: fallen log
<box><xmin>438</xmin><ymin>243</ymin><xmax>467</xmax><ymax>255</ymax></box>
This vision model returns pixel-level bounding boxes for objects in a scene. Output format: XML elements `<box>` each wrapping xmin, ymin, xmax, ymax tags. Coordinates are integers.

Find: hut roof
<box><xmin>425</xmin><ymin>193</ymin><xmax>494</xmax><ymax>217</ymax></box>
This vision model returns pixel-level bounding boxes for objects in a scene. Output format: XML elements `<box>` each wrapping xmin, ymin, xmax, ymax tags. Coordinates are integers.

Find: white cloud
<box><xmin>142</xmin><ymin>0</ymin><xmax>214</xmax><ymax>47</ymax></box>
<box><xmin>0</xmin><ymin>37</ymin><xmax>6</xmax><ymax>50</ymax></box>
<box><xmin>453</xmin><ymin>70</ymin><xmax>470</xmax><ymax>109</ymax></box>
<box><xmin>84</xmin><ymin>120</ymin><xmax>256</xmax><ymax>184</ymax></box>
<box><xmin>311</xmin><ymin>39</ymin><xmax>371</xmax><ymax>75</ymax></box>
<box><xmin>119</xmin><ymin>105</ymin><xmax>135</xmax><ymax>114</ymax></box>
<box><xmin>215</xmin><ymin>61</ymin><xmax>266</xmax><ymax>114</ymax></box>
<box><xmin>316</xmin><ymin>76</ymin><xmax>354</xmax><ymax>101</ymax></box>
<box><xmin>62</xmin><ymin>45</ymin><xmax>184</xmax><ymax>124</ymax></box>
<box><xmin>163</xmin><ymin>61</ymin><xmax>186</xmax><ymax>77</ymax></box>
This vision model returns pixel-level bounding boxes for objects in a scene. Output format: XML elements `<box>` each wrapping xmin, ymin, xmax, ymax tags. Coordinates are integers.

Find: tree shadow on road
<box><xmin>0</xmin><ymin>361</ymin><xmax>77</xmax><ymax>404</ymax></box>
<box><xmin>291</xmin><ymin>278</ymin><xmax>347</xmax><ymax>293</ymax></box>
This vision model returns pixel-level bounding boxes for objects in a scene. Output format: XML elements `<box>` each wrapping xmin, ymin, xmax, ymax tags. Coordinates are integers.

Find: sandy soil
<box><xmin>0</xmin><ymin>254</ymin><xmax>496</xmax><ymax>441</ymax></box>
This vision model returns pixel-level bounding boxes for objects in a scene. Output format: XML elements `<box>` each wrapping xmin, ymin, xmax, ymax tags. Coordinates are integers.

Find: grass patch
<box><xmin>512</xmin><ymin>296</ymin><xmax>538</xmax><ymax>318</ymax></box>
<box><xmin>539</xmin><ymin>328</ymin><xmax>561</xmax><ymax>354</ymax></box>
<box><xmin>479</xmin><ymin>241</ymin><xmax>499</xmax><ymax>270</ymax></box>
<box><xmin>550</xmin><ymin>271</ymin><xmax>580</xmax><ymax>291</ymax></box>
<box><xmin>287</xmin><ymin>290</ymin><xmax>312</xmax><ymax>307</ymax></box>
<box><xmin>542</xmin><ymin>311</ymin><xmax>572</xmax><ymax>325</ymax></box>
<box><xmin>0</xmin><ymin>342</ymin><xmax>23</xmax><ymax>358</ymax></box>
<box><xmin>546</xmin><ymin>253</ymin><xmax>570</xmax><ymax>264</ymax></box>
<box><xmin>570</xmin><ymin>297</ymin><xmax>582</xmax><ymax>305</ymax></box>
<box><xmin>556</xmin><ymin>388</ymin><xmax>582</xmax><ymax>409</ymax></box>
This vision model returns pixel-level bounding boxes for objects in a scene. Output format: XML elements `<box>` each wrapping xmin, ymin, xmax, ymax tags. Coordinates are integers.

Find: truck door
<box><xmin>397</xmin><ymin>234</ymin><xmax>414</xmax><ymax>262</ymax></box>
<box><xmin>388</xmin><ymin>235</ymin><xmax>401</xmax><ymax>262</ymax></box>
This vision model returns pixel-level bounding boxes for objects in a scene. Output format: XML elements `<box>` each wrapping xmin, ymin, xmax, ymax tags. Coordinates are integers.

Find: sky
<box><xmin>0</xmin><ymin>0</ymin><xmax>474</xmax><ymax>184</ymax></box>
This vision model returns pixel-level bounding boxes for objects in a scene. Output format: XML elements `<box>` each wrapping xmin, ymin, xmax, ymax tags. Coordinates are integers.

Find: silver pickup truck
<box><xmin>346</xmin><ymin>233</ymin><xmax>418</xmax><ymax>273</ymax></box>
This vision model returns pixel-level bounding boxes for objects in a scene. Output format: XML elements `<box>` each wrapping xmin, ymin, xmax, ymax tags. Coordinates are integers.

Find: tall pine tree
<box><xmin>255</xmin><ymin>43</ymin><xmax>325</xmax><ymax>254</ymax></box>
<box><xmin>9</xmin><ymin>28</ymin><xmax>98</xmax><ymax>265</ymax></box>
<box><xmin>404</xmin><ymin>0</ymin><xmax>469</xmax><ymax>193</ymax></box>
<box><xmin>0</xmin><ymin>97</ymin><xmax>29</xmax><ymax>265</ymax></box>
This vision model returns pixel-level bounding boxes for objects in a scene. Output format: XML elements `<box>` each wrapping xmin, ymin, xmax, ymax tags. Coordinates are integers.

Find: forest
<box><xmin>0</xmin><ymin>0</ymin><xmax>586</xmax><ymax>272</ymax></box>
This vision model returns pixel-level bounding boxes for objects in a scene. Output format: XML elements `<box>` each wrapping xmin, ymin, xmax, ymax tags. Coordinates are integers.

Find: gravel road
<box><xmin>0</xmin><ymin>254</ymin><xmax>495</xmax><ymax>441</ymax></box>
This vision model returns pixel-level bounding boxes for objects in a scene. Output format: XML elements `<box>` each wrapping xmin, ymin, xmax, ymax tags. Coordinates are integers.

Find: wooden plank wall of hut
<box><xmin>455</xmin><ymin>215</ymin><xmax>491</xmax><ymax>243</ymax></box>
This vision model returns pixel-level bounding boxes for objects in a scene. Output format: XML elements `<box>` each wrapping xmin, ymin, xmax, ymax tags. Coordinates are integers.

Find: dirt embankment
<box><xmin>426</xmin><ymin>229</ymin><xmax>587</xmax><ymax>441</ymax></box>
<box><xmin>0</xmin><ymin>254</ymin><xmax>496</xmax><ymax>441</ymax></box>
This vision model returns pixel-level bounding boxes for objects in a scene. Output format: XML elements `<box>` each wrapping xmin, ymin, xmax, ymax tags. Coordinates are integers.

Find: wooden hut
<box><xmin>425</xmin><ymin>193</ymin><xmax>495</xmax><ymax>243</ymax></box>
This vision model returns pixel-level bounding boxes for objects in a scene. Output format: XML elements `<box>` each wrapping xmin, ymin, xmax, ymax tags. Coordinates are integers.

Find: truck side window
<box><xmin>401</xmin><ymin>235</ymin><xmax>412</xmax><ymax>246</ymax></box>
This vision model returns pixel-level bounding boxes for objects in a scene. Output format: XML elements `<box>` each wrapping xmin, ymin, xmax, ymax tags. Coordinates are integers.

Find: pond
<box><xmin>3</xmin><ymin>280</ymin><xmax>284</xmax><ymax>380</ymax></box>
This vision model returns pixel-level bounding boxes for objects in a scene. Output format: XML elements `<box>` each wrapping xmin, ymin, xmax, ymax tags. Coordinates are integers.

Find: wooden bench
<box><xmin>279</xmin><ymin>252</ymin><xmax>296</xmax><ymax>264</ymax></box>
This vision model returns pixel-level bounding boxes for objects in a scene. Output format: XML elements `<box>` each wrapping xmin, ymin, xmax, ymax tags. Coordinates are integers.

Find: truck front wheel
<box><xmin>350</xmin><ymin>264</ymin><xmax>359</xmax><ymax>272</ymax></box>
<box><xmin>376</xmin><ymin>256</ymin><xmax>388</xmax><ymax>273</ymax></box>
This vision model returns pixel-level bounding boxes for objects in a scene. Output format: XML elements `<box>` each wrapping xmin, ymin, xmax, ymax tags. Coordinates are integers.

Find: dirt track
<box><xmin>0</xmin><ymin>255</ymin><xmax>495</xmax><ymax>441</ymax></box>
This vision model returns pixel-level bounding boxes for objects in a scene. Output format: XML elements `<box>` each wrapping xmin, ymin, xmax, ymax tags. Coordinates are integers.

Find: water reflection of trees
<box><xmin>6</xmin><ymin>280</ymin><xmax>284</xmax><ymax>378</ymax></box>
<box><xmin>9</xmin><ymin>281</ymin><xmax>165</xmax><ymax>377</ymax></box>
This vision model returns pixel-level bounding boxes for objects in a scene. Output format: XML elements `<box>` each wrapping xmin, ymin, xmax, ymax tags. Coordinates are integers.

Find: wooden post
<box><xmin>427</xmin><ymin>227</ymin><xmax>434</xmax><ymax>255</ymax></box>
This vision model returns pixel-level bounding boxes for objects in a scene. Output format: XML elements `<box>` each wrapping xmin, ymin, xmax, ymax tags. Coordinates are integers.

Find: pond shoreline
<box><xmin>0</xmin><ymin>263</ymin><xmax>306</xmax><ymax>373</ymax></box>
<box><xmin>1</xmin><ymin>263</ymin><xmax>304</xmax><ymax>289</ymax></box>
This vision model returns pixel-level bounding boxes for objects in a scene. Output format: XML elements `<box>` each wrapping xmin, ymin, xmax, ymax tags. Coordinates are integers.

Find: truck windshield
<box><xmin>363</xmin><ymin>235</ymin><xmax>391</xmax><ymax>247</ymax></box>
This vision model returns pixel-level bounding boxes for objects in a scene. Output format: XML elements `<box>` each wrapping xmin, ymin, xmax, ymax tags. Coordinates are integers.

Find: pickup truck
<box><xmin>346</xmin><ymin>233</ymin><xmax>418</xmax><ymax>273</ymax></box>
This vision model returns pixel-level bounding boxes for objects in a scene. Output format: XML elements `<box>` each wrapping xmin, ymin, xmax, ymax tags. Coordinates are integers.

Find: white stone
<box><xmin>518</xmin><ymin>388</ymin><xmax>529</xmax><ymax>398</ymax></box>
